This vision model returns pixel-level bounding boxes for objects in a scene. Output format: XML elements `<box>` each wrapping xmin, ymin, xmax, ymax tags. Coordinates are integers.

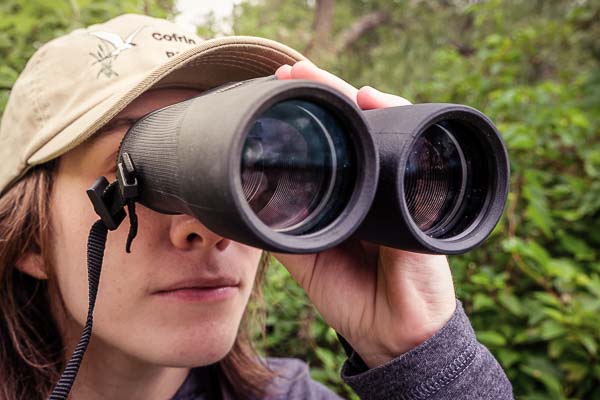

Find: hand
<box><xmin>273</xmin><ymin>60</ymin><xmax>457</xmax><ymax>368</ymax></box>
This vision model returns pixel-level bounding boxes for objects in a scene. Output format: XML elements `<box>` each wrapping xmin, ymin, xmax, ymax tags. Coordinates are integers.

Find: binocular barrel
<box><xmin>358</xmin><ymin>104</ymin><xmax>509</xmax><ymax>254</ymax></box>
<box><xmin>118</xmin><ymin>77</ymin><xmax>509</xmax><ymax>254</ymax></box>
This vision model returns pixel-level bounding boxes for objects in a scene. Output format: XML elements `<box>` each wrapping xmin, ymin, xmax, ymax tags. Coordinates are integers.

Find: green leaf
<box><xmin>533</xmin><ymin>292</ymin><xmax>562</xmax><ymax>308</ymax></box>
<box><xmin>560</xmin><ymin>362</ymin><xmax>589</xmax><ymax>382</ymax></box>
<box><xmin>496</xmin><ymin>348</ymin><xmax>521</xmax><ymax>368</ymax></box>
<box><xmin>548</xmin><ymin>340</ymin><xmax>567</xmax><ymax>359</ymax></box>
<box><xmin>557</xmin><ymin>231</ymin><xmax>595</xmax><ymax>261</ymax></box>
<box><xmin>523</xmin><ymin>171</ymin><xmax>554</xmax><ymax>238</ymax></box>
<box><xmin>315</xmin><ymin>347</ymin><xmax>337</xmax><ymax>370</ymax></box>
<box><xmin>577</xmin><ymin>333</ymin><xmax>598</xmax><ymax>356</ymax></box>
<box><xmin>497</xmin><ymin>291</ymin><xmax>525</xmax><ymax>316</ymax></box>
<box><xmin>521</xmin><ymin>357</ymin><xmax>564</xmax><ymax>396</ymax></box>
<box><xmin>0</xmin><ymin>65</ymin><xmax>17</xmax><ymax>87</ymax></box>
<box><xmin>539</xmin><ymin>320</ymin><xmax>566</xmax><ymax>340</ymax></box>
<box><xmin>472</xmin><ymin>293</ymin><xmax>496</xmax><ymax>311</ymax></box>
<box><xmin>477</xmin><ymin>331</ymin><xmax>507</xmax><ymax>346</ymax></box>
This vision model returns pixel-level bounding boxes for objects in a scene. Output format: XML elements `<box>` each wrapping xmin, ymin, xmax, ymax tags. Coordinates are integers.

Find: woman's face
<box><xmin>49</xmin><ymin>89</ymin><xmax>263</xmax><ymax>367</ymax></box>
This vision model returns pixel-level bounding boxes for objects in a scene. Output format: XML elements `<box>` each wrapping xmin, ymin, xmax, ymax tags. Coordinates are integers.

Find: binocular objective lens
<box><xmin>241</xmin><ymin>100</ymin><xmax>355</xmax><ymax>233</ymax></box>
<box><xmin>404</xmin><ymin>124</ymin><xmax>467</xmax><ymax>237</ymax></box>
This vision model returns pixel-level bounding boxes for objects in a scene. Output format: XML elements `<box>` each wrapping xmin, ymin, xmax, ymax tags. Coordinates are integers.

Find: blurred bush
<box><xmin>1</xmin><ymin>1</ymin><xmax>599</xmax><ymax>399</ymax></box>
<box><xmin>229</xmin><ymin>1</ymin><xmax>600</xmax><ymax>399</ymax></box>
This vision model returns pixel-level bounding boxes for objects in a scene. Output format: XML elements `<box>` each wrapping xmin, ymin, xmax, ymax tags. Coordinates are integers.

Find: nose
<box><xmin>169</xmin><ymin>214</ymin><xmax>231</xmax><ymax>251</ymax></box>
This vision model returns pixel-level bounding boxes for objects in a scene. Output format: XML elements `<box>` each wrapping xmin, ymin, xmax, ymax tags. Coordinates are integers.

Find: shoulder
<box><xmin>262</xmin><ymin>357</ymin><xmax>342</xmax><ymax>400</ymax></box>
<box><xmin>265</xmin><ymin>357</ymin><xmax>309</xmax><ymax>379</ymax></box>
<box><xmin>174</xmin><ymin>358</ymin><xmax>343</xmax><ymax>400</ymax></box>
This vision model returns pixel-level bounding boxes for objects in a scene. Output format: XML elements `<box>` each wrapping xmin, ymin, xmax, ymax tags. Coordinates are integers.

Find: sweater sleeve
<box><xmin>340</xmin><ymin>300</ymin><xmax>514</xmax><ymax>400</ymax></box>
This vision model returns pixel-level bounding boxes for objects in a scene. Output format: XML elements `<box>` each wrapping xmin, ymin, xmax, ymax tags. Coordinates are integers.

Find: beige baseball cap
<box><xmin>0</xmin><ymin>13</ymin><xmax>306</xmax><ymax>195</ymax></box>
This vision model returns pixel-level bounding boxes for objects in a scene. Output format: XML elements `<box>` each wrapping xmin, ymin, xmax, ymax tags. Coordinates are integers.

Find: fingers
<box><xmin>275</xmin><ymin>60</ymin><xmax>359</xmax><ymax>102</ymax></box>
<box><xmin>356</xmin><ymin>86</ymin><xmax>412</xmax><ymax>110</ymax></box>
<box><xmin>276</xmin><ymin>61</ymin><xmax>411</xmax><ymax>111</ymax></box>
<box><xmin>275</xmin><ymin>64</ymin><xmax>292</xmax><ymax>80</ymax></box>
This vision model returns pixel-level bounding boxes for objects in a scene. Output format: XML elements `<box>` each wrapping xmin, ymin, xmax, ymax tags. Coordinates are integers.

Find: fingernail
<box><xmin>299</xmin><ymin>59</ymin><xmax>318</xmax><ymax>69</ymax></box>
<box><xmin>275</xmin><ymin>64</ymin><xmax>292</xmax><ymax>79</ymax></box>
<box><xmin>362</xmin><ymin>85</ymin><xmax>380</xmax><ymax>93</ymax></box>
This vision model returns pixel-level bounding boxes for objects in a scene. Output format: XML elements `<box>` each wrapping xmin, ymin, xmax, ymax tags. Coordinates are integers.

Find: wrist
<box><xmin>356</xmin><ymin>300</ymin><xmax>458</xmax><ymax>368</ymax></box>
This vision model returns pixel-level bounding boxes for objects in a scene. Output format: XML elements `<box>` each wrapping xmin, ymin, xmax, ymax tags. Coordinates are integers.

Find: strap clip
<box><xmin>86</xmin><ymin>177</ymin><xmax>126</xmax><ymax>231</ymax></box>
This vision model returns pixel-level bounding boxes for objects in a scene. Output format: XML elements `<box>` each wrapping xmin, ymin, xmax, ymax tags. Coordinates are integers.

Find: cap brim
<box><xmin>28</xmin><ymin>36</ymin><xmax>305</xmax><ymax>165</ymax></box>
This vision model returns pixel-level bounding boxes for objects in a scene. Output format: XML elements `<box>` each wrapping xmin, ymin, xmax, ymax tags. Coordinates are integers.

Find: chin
<box><xmin>177</xmin><ymin>335</ymin><xmax>238</xmax><ymax>367</ymax></box>
<box><xmin>137</xmin><ymin>321</ymin><xmax>242</xmax><ymax>367</ymax></box>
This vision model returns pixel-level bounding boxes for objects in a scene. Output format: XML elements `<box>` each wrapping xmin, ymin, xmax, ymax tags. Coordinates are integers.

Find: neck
<box><xmin>67</xmin><ymin>335</ymin><xmax>191</xmax><ymax>400</ymax></box>
<box><xmin>51</xmin><ymin>296</ymin><xmax>192</xmax><ymax>400</ymax></box>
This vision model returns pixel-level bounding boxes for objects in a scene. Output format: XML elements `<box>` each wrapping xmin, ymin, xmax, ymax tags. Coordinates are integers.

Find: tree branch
<box><xmin>305</xmin><ymin>2</ymin><xmax>390</xmax><ymax>60</ymax></box>
<box><xmin>336</xmin><ymin>10</ymin><xmax>389</xmax><ymax>54</ymax></box>
<box><xmin>304</xmin><ymin>0</ymin><xmax>335</xmax><ymax>57</ymax></box>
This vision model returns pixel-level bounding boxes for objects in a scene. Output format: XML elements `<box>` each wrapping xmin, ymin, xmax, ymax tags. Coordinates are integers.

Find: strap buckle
<box><xmin>86</xmin><ymin>177</ymin><xmax>126</xmax><ymax>231</ymax></box>
<box><xmin>86</xmin><ymin>152</ymin><xmax>139</xmax><ymax>231</ymax></box>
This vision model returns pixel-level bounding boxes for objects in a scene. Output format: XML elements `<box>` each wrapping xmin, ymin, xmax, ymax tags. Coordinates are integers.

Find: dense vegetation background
<box><xmin>1</xmin><ymin>1</ymin><xmax>599</xmax><ymax>399</ymax></box>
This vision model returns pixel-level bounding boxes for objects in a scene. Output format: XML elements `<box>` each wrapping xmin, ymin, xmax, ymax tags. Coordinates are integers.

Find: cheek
<box><xmin>90</xmin><ymin>244</ymin><xmax>263</xmax><ymax>367</ymax></box>
<box><xmin>50</xmin><ymin>176</ymin><xmax>265</xmax><ymax>366</ymax></box>
<box><xmin>49</xmin><ymin>153</ymin><xmax>265</xmax><ymax>359</ymax></box>
<box><xmin>49</xmin><ymin>173</ymin><xmax>104</xmax><ymax>325</ymax></box>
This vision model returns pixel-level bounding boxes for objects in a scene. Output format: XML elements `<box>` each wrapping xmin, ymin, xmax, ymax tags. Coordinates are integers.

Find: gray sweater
<box><xmin>173</xmin><ymin>301</ymin><xmax>513</xmax><ymax>399</ymax></box>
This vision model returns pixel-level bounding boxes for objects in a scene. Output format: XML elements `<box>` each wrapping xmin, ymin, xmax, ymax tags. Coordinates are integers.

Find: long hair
<box><xmin>0</xmin><ymin>163</ymin><xmax>274</xmax><ymax>399</ymax></box>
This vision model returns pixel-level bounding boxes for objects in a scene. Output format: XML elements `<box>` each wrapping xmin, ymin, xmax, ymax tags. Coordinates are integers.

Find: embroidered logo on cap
<box><xmin>89</xmin><ymin>26</ymin><xmax>146</xmax><ymax>78</ymax></box>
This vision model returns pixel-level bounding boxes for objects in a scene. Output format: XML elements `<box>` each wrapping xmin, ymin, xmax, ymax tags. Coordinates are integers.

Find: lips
<box><xmin>152</xmin><ymin>276</ymin><xmax>240</xmax><ymax>294</ymax></box>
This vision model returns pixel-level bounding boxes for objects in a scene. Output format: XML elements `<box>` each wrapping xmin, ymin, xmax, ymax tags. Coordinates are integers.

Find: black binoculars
<box><xmin>109</xmin><ymin>76</ymin><xmax>508</xmax><ymax>254</ymax></box>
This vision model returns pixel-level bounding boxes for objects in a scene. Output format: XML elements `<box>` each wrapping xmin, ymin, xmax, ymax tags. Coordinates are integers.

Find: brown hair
<box><xmin>0</xmin><ymin>163</ymin><xmax>274</xmax><ymax>399</ymax></box>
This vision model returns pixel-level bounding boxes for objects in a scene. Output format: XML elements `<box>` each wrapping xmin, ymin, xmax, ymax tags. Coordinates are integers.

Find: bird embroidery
<box><xmin>88</xmin><ymin>26</ymin><xmax>146</xmax><ymax>78</ymax></box>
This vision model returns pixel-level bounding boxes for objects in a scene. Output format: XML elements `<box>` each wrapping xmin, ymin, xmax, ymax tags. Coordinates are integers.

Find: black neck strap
<box><xmin>48</xmin><ymin>155</ymin><xmax>140</xmax><ymax>399</ymax></box>
<box><xmin>48</xmin><ymin>220</ymin><xmax>107</xmax><ymax>400</ymax></box>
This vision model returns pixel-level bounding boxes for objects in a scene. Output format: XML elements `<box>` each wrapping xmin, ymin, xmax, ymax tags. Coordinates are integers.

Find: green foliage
<box><xmin>257</xmin><ymin>258</ymin><xmax>359</xmax><ymax>399</ymax></box>
<box><xmin>2</xmin><ymin>0</ymin><xmax>600</xmax><ymax>398</ymax></box>
<box><xmin>0</xmin><ymin>0</ymin><xmax>175</xmax><ymax>112</ymax></box>
<box><xmin>228</xmin><ymin>0</ymin><xmax>600</xmax><ymax>398</ymax></box>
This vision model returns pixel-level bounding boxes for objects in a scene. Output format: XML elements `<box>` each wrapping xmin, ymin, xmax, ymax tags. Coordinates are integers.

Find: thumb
<box><xmin>272</xmin><ymin>252</ymin><xmax>319</xmax><ymax>294</ymax></box>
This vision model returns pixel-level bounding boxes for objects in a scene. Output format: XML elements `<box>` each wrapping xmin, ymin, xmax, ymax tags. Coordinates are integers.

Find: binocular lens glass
<box><xmin>241</xmin><ymin>100</ymin><xmax>355</xmax><ymax>233</ymax></box>
<box><xmin>405</xmin><ymin>124</ymin><xmax>467</xmax><ymax>237</ymax></box>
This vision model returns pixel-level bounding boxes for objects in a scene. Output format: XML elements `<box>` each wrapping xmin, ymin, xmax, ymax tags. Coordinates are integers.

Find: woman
<box><xmin>0</xmin><ymin>13</ymin><xmax>512</xmax><ymax>400</ymax></box>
